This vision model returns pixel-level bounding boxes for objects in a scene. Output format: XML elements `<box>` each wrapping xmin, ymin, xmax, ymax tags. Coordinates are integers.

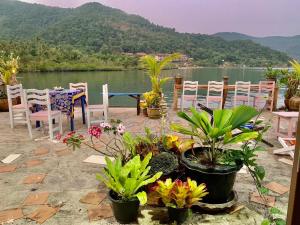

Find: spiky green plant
<box><xmin>140</xmin><ymin>53</ymin><xmax>181</xmax><ymax>94</ymax></box>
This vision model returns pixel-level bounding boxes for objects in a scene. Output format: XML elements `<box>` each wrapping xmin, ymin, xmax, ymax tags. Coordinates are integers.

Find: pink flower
<box><xmin>100</xmin><ymin>122</ymin><xmax>112</xmax><ymax>129</ymax></box>
<box><xmin>88</xmin><ymin>126</ymin><xmax>102</xmax><ymax>138</ymax></box>
<box><xmin>56</xmin><ymin>133</ymin><xmax>62</xmax><ymax>140</ymax></box>
<box><xmin>117</xmin><ymin>123</ymin><xmax>126</xmax><ymax>135</ymax></box>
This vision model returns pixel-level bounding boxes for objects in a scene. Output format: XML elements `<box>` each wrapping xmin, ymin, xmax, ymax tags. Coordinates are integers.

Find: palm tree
<box><xmin>140</xmin><ymin>53</ymin><xmax>181</xmax><ymax>95</ymax></box>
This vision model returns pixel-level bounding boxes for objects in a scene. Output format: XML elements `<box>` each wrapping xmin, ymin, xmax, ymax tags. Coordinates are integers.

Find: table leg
<box><xmin>81</xmin><ymin>96</ymin><xmax>86</xmax><ymax>124</ymax></box>
<box><xmin>276</xmin><ymin>116</ymin><xmax>281</xmax><ymax>137</ymax></box>
<box><xmin>137</xmin><ymin>94</ymin><xmax>140</xmax><ymax>115</ymax></box>
<box><xmin>70</xmin><ymin>116</ymin><xmax>74</xmax><ymax>131</ymax></box>
<box><xmin>287</xmin><ymin>118</ymin><xmax>293</xmax><ymax>138</ymax></box>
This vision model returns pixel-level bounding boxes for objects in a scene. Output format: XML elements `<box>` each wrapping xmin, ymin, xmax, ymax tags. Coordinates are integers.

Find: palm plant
<box><xmin>280</xmin><ymin>60</ymin><xmax>300</xmax><ymax>101</ymax></box>
<box><xmin>140</xmin><ymin>53</ymin><xmax>181</xmax><ymax>94</ymax></box>
<box><xmin>0</xmin><ymin>53</ymin><xmax>19</xmax><ymax>86</ymax></box>
<box><xmin>171</xmin><ymin>105</ymin><xmax>259</xmax><ymax>164</ymax></box>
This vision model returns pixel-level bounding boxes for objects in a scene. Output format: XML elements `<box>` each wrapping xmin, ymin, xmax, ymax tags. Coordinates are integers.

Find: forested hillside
<box><xmin>0</xmin><ymin>0</ymin><xmax>290</xmax><ymax>71</ymax></box>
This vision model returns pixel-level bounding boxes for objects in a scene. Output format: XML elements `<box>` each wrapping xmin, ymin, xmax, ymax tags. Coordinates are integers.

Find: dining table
<box><xmin>35</xmin><ymin>89</ymin><xmax>86</xmax><ymax>131</ymax></box>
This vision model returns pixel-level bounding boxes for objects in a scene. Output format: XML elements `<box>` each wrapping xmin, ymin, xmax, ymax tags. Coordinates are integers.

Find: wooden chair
<box><xmin>253</xmin><ymin>81</ymin><xmax>275</xmax><ymax>111</ymax></box>
<box><xmin>206</xmin><ymin>81</ymin><xmax>223</xmax><ymax>109</ymax></box>
<box><xmin>86</xmin><ymin>84</ymin><xmax>109</xmax><ymax>128</ymax></box>
<box><xmin>180</xmin><ymin>81</ymin><xmax>198</xmax><ymax>111</ymax></box>
<box><xmin>69</xmin><ymin>82</ymin><xmax>88</xmax><ymax>104</ymax></box>
<box><xmin>24</xmin><ymin>89</ymin><xmax>62</xmax><ymax>140</ymax></box>
<box><xmin>233</xmin><ymin>81</ymin><xmax>251</xmax><ymax>107</ymax></box>
<box><xmin>7</xmin><ymin>84</ymin><xmax>29</xmax><ymax>129</ymax></box>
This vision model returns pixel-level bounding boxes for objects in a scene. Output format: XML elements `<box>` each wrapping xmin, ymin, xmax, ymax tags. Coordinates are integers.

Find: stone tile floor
<box><xmin>0</xmin><ymin>108</ymin><xmax>293</xmax><ymax>224</ymax></box>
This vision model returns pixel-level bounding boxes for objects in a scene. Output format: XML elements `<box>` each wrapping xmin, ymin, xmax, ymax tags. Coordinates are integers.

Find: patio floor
<box><xmin>0</xmin><ymin>108</ymin><xmax>293</xmax><ymax>224</ymax></box>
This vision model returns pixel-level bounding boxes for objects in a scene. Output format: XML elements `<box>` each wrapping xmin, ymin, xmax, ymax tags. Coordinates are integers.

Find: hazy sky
<box><xmin>20</xmin><ymin>0</ymin><xmax>300</xmax><ymax>37</ymax></box>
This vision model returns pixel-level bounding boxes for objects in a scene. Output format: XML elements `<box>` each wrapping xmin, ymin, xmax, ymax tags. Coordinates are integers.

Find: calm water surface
<box><xmin>18</xmin><ymin>67</ymin><xmax>284</xmax><ymax>107</ymax></box>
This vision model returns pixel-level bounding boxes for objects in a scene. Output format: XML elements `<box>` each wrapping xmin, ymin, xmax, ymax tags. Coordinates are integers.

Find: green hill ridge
<box><xmin>0</xmin><ymin>0</ymin><xmax>291</xmax><ymax>71</ymax></box>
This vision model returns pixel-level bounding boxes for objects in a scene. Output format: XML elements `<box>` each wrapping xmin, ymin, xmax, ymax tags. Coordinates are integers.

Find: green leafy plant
<box><xmin>171</xmin><ymin>105</ymin><xmax>259</xmax><ymax>164</ymax></box>
<box><xmin>261</xmin><ymin>207</ymin><xmax>286</xmax><ymax>225</ymax></box>
<box><xmin>0</xmin><ymin>53</ymin><xmax>19</xmax><ymax>86</ymax></box>
<box><xmin>264</xmin><ymin>67</ymin><xmax>283</xmax><ymax>81</ymax></box>
<box><xmin>140</xmin><ymin>53</ymin><xmax>181</xmax><ymax>95</ymax></box>
<box><xmin>154</xmin><ymin>178</ymin><xmax>208</xmax><ymax>208</ymax></box>
<box><xmin>143</xmin><ymin>91</ymin><xmax>161</xmax><ymax>108</ymax></box>
<box><xmin>96</xmin><ymin>153</ymin><xmax>162</xmax><ymax>205</ymax></box>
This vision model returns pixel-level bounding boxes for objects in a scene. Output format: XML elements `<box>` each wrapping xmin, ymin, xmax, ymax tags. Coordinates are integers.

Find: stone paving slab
<box><xmin>0</xmin><ymin>109</ymin><xmax>293</xmax><ymax>224</ymax></box>
<box><xmin>23</xmin><ymin>192</ymin><xmax>49</xmax><ymax>206</ymax></box>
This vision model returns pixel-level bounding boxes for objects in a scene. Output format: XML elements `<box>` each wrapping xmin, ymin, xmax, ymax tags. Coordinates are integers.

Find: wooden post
<box><xmin>273</xmin><ymin>86</ymin><xmax>279</xmax><ymax>111</ymax></box>
<box><xmin>173</xmin><ymin>77</ymin><xmax>182</xmax><ymax>111</ymax></box>
<box><xmin>286</xmin><ymin>108</ymin><xmax>300</xmax><ymax>225</ymax></box>
<box><xmin>222</xmin><ymin>76</ymin><xmax>229</xmax><ymax>109</ymax></box>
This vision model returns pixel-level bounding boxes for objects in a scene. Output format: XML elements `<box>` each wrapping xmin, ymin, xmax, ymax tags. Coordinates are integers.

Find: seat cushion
<box><xmin>30</xmin><ymin>110</ymin><xmax>61</xmax><ymax>121</ymax></box>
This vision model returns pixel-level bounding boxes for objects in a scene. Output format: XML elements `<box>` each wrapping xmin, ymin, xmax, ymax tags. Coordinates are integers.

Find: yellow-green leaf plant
<box><xmin>96</xmin><ymin>153</ymin><xmax>162</xmax><ymax>205</ymax></box>
<box><xmin>155</xmin><ymin>178</ymin><xmax>208</xmax><ymax>208</ymax></box>
<box><xmin>140</xmin><ymin>53</ymin><xmax>181</xmax><ymax>95</ymax></box>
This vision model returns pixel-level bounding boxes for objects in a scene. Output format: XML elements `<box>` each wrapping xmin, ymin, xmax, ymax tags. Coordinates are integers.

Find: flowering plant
<box><xmin>162</xmin><ymin>135</ymin><xmax>195</xmax><ymax>154</ymax></box>
<box><xmin>60</xmin><ymin>119</ymin><xmax>136</xmax><ymax>162</ymax></box>
<box><xmin>143</xmin><ymin>91</ymin><xmax>160</xmax><ymax>108</ymax></box>
<box><xmin>154</xmin><ymin>178</ymin><xmax>208</xmax><ymax>208</ymax></box>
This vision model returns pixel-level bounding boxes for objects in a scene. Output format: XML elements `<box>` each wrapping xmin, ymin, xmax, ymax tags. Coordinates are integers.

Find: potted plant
<box><xmin>279</xmin><ymin>60</ymin><xmax>300</xmax><ymax>110</ymax></box>
<box><xmin>141</xmin><ymin>53</ymin><xmax>181</xmax><ymax>118</ymax></box>
<box><xmin>264</xmin><ymin>66</ymin><xmax>281</xmax><ymax>83</ymax></box>
<box><xmin>154</xmin><ymin>178</ymin><xmax>208</xmax><ymax>224</ymax></box>
<box><xmin>171</xmin><ymin>105</ymin><xmax>266</xmax><ymax>204</ymax></box>
<box><xmin>0</xmin><ymin>53</ymin><xmax>20</xmax><ymax>111</ymax></box>
<box><xmin>143</xmin><ymin>91</ymin><xmax>161</xmax><ymax>119</ymax></box>
<box><xmin>97</xmin><ymin>153</ymin><xmax>162</xmax><ymax>224</ymax></box>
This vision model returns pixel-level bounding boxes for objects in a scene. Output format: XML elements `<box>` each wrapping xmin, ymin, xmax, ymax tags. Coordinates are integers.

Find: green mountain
<box><xmin>214</xmin><ymin>32</ymin><xmax>300</xmax><ymax>60</ymax></box>
<box><xmin>0</xmin><ymin>0</ymin><xmax>290</xmax><ymax>71</ymax></box>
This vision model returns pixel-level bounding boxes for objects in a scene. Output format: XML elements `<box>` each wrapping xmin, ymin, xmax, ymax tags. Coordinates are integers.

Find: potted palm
<box><xmin>279</xmin><ymin>60</ymin><xmax>300</xmax><ymax>110</ymax></box>
<box><xmin>141</xmin><ymin>53</ymin><xmax>181</xmax><ymax>118</ymax></box>
<box><xmin>97</xmin><ymin>153</ymin><xmax>162</xmax><ymax>224</ymax></box>
<box><xmin>154</xmin><ymin>178</ymin><xmax>208</xmax><ymax>224</ymax></box>
<box><xmin>171</xmin><ymin>105</ymin><xmax>267</xmax><ymax>204</ymax></box>
<box><xmin>0</xmin><ymin>53</ymin><xmax>20</xmax><ymax>111</ymax></box>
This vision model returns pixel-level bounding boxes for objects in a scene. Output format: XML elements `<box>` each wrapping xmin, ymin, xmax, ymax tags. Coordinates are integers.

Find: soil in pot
<box><xmin>181</xmin><ymin>147</ymin><xmax>242</xmax><ymax>204</ymax></box>
<box><xmin>168</xmin><ymin>207</ymin><xmax>189</xmax><ymax>224</ymax></box>
<box><xmin>108</xmin><ymin>190</ymin><xmax>140</xmax><ymax>224</ymax></box>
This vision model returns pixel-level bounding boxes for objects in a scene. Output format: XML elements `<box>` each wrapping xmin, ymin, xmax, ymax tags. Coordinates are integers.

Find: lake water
<box><xmin>18</xmin><ymin>67</ymin><xmax>284</xmax><ymax>107</ymax></box>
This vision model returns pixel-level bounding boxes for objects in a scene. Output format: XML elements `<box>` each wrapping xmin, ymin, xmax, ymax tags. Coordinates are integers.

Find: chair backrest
<box><xmin>69</xmin><ymin>82</ymin><xmax>88</xmax><ymax>103</ymax></box>
<box><xmin>25</xmin><ymin>89</ymin><xmax>51</xmax><ymax>112</ymax></box>
<box><xmin>207</xmin><ymin>81</ymin><xmax>224</xmax><ymax>97</ymax></box>
<box><xmin>259</xmin><ymin>81</ymin><xmax>275</xmax><ymax>94</ymax></box>
<box><xmin>7</xmin><ymin>84</ymin><xmax>24</xmax><ymax>106</ymax></box>
<box><xmin>235</xmin><ymin>81</ymin><xmax>251</xmax><ymax>96</ymax></box>
<box><xmin>183</xmin><ymin>81</ymin><xmax>198</xmax><ymax>94</ymax></box>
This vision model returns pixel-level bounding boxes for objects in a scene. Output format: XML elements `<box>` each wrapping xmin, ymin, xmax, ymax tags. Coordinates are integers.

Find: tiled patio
<box><xmin>0</xmin><ymin>108</ymin><xmax>293</xmax><ymax>224</ymax></box>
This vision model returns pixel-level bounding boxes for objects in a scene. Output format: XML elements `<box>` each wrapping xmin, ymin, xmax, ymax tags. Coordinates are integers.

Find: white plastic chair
<box><xmin>180</xmin><ymin>81</ymin><xmax>198</xmax><ymax>111</ymax></box>
<box><xmin>253</xmin><ymin>81</ymin><xmax>275</xmax><ymax>111</ymax></box>
<box><xmin>206</xmin><ymin>81</ymin><xmax>224</xmax><ymax>109</ymax></box>
<box><xmin>69</xmin><ymin>82</ymin><xmax>88</xmax><ymax>104</ymax></box>
<box><xmin>86</xmin><ymin>84</ymin><xmax>109</xmax><ymax>128</ymax></box>
<box><xmin>233</xmin><ymin>81</ymin><xmax>251</xmax><ymax>107</ymax></box>
<box><xmin>7</xmin><ymin>84</ymin><xmax>29</xmax><ymax>129</ymax></box>
<box><xmin>24</xmin><ymin>89</ymin><xmax>62</xmax><ymax>140</ymax></box>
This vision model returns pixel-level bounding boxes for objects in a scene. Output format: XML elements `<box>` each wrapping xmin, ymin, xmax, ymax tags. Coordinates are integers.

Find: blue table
<box><xmin>101</xmin><ymin>92</ymin><xmax>142</xmax><ymax>115</ymax></box>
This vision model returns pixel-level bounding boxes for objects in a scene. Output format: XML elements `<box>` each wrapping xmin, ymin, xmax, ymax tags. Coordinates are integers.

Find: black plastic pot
<box><xmin>108</xmin><ymin>190</ymin><xmax>140</xmax><ymax>224</ymax></box>
<box><xmin>168</xmin><ymin>207</ymin><xmax>189</xmax><ymax>224</ymax></box>
<box><xmin>181</xmin><ymin>147</ymin><xmax>243</xmax><ymax>204</ymax></box>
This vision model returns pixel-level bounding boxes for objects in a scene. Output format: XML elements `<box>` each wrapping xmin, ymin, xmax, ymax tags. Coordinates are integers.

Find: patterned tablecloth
<box><xmin>49</xmin><ymin>89</ymin><xmax>85</xmax><ymax>116</ymax></box>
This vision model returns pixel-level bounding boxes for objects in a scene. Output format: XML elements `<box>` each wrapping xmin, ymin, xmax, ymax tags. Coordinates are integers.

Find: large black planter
<box><xmin>108</xmin><ymin>190</ymin><xmax>140</xmax><ymax>224</ymax></box>
<box><xmin>181</xmin><ymin>147</ymin><xmax>242</xmax><ymax>204</ymax></box>
<box><xmin>168</xmin><ymin>207</ymin><xmax>189</xmax><ymax>224</ymax></box>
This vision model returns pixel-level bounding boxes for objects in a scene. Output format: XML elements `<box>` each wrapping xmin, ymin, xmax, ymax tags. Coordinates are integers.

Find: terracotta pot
<box><xmin>0</xmin><ymin>98</ymin><xmax>20</xmax><ymax>112</ymax></box>
<box><xmin>147</xmin><ymin>108</ymin><xmax>161</xmax><ymax>119</ymax></box>
<box><xmin>289</xmin><ymin>96</ymin><xmax>300</xmax><ymax>111</ymax></box>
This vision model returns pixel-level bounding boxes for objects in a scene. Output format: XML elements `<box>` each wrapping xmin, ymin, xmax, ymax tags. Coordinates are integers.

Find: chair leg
<box><xmin>27</xmin><ymin>121</ymin><xmax>33</xmax><ymax>139</ymax></box>
<box><xmin>9</xmin><ymin>110</ymin><xmax>14</xmax><ymax>128</ymax></box>
<box><xmin>59</xmin><ymin>115</ymin><xmax>63</xmax><ymax>135</ymax></box>
<box><xmin>49</xmin><ymin>119</ymin><xmax>54</xmax><ymax>140</ymax></box>
<box><xmin>87</xmin><ymin>110</ymin><xmax>91</xmax><ymax>129</ymax></box>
